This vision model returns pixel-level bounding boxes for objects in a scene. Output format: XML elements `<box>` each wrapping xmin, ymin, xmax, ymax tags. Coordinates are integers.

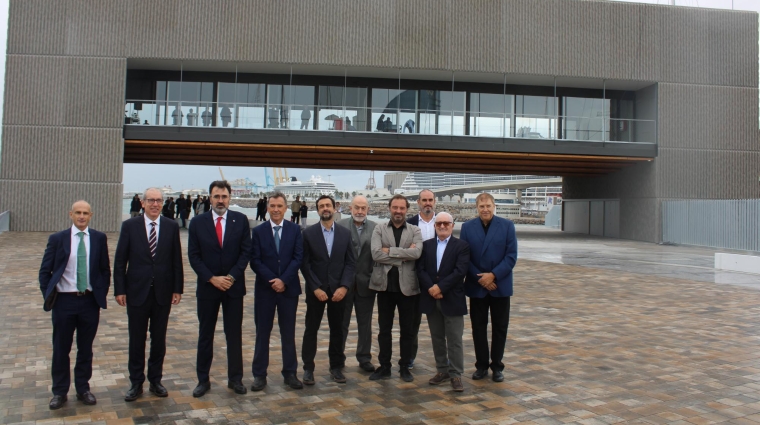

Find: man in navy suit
<box><xmin>417</xmin><ymin>212</ymin><xmax>469</xmax><ymax>392</ymax></box>
<box><xmin>114</xmin><ymin>188</ymin><xmax>184</xmax><ymax>401</ymax></box>
<box><xmin>251</xmin><ymin>192</ymin><xmax>304</xmax><ymax>391</ymax></box>
<box><xmin>300</xmin><ymin>195</ymin><xmax>356</xmax><ymax>385</ymax></box>
<box><xmin>459</xmin><ymin>193</ymin><xmax>517</xmax><ymax>383</ymax></box>
<box><xmin>39</xmin><ymin>200</ymin><xmax>111</xmax><ymax>410</ymax></box>
<box><xmin>188</xmin><ymin>180</ymin><xmax>252</xmax><ymax>397</ymax></box>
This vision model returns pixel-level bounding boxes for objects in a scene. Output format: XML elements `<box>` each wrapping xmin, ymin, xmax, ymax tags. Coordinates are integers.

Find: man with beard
<box><xmin>405</xmin><ymin>189</ymin><xmax>437</xmax><ymax>369</ymax></box>
<box><xmin>338</xmin><ymin>195</ymin><xmax>378</xmax><ymax>373</ymax></box>
<box><xmin>369</xmin><ymin>195</ymin><xmax>422</xmax><ymax>382</ymax></box>
<box><xmin>187</xmin><ymin>180</ymin><xmax>252</xmax><ymax>397</ymax></box>
<box><xmin>300</xmin><ymin>195</ymin><xmax>355</xmax><ymax>384</ymax></box>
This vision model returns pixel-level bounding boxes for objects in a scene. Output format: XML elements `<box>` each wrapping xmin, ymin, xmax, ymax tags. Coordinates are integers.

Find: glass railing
<box><xmin>125</xmin><ymin>100</ymin><xmax>656</xmax><ymax>144</ymax></box>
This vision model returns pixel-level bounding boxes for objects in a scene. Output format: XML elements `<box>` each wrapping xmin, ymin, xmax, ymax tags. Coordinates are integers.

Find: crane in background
<box><xmin>366</xmin><ymin>171</ymin><xmax>376</xmax><ymax>190</ymax></box>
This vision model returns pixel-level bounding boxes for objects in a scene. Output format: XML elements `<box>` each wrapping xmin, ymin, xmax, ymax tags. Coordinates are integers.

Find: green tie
<box><xmin>76</xmin><ymin>231</ymin><xmax>87</xmax><ymax>293</ymax></box>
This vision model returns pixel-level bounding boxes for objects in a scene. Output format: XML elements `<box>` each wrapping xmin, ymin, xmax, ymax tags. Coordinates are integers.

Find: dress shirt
<box><xmin>418</xmin><ymin>214</ymin><xmax>436</xmax><ymax>241</ymax></box>
<box><xmin>212</xmin><ymin>210</ymin><xmax>228</xmax><ymax>243</ymax></box>
<box><xmin>58</xmin><ymin>225</ymin><xmax>93</xmax><ymax>292</ymax></box>
<box><xmin>321</xmin><ymin>222</ymin><xmax>335</xmax><ymax>257</ymax></box>
<box><xmin>353</xmin><ymin>220</ymin><xmax>365</xmax><ymax>237</ymax></box>
<box><xmin>481</xmin><ymin>219</ymin><xmax>491</xmax><ymax>235</ymax></box>
<box><xmin>436</xmin><ymin>236</ymin><xmax>451</xmax><ymax>272</ymax></box>
<box><xmin>269</xmin><ymin>218</ymin><xmax>285</xmax><ymax>238</ymax></box>
<box><xmin>143</xmin><ymin>214</ymin><xmax>160</xmax><ymax>241</ymax></box>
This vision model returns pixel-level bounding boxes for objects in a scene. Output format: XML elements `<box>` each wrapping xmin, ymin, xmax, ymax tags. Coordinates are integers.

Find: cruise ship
<box><xmin>273</xmin><ymin>175</ymin><xmax>337</xmax><ymax>200</ymax></box>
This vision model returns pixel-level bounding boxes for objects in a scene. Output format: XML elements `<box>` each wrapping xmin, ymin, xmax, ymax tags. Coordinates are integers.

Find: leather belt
<box><xmin>59</xmin><ymin>290</ymin><xmax>92</xmax><ymax>296</ymax></box>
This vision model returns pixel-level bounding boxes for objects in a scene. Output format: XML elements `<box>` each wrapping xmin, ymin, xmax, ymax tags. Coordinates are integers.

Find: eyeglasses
<box><xmin>144</xmin><ymin>199</ymin><xmax>163</xmax><ymax>204</ymax></box>
<box><xmin>434</xmin><ymin>221</ymin><xmax>453</xmax><ymax>227</ymax></box>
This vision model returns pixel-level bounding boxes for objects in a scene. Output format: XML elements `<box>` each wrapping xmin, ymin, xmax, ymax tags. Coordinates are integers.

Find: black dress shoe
<box><xmin>76</xmin><ymin>391</ymin><xmax>97</xmax><ymax>405</ymax></box>
<box><xmin>192</xmin><ymin>381</ymin><xmax>210</xmax><ymax>397</ymax></box>
<box><xmin>302</xmin><ymin>370</ymin><xmax>315</xmax><ymax>385</ymax></box>
<box><xmin>330</xmin><ymin>368</ymin><xmax>346</xmax><ymax>383</ymax></box>
<box><xmin>472</xmin><ymin>368</ymin><xmax>489</xmax><ymax>380</ymax></box>
<box><xmin>124</xmin><ymin>383</ymin><xmax>143</xmax><ymax>402</ymax></box>
<box><xmin>369</xmin><ymin>365</ymin><xmax>391</xmax><ymax>380</ymax></box>
<box><xmin>399</xmin><ymin>367</ymin><xmax>414</xmax><ymax>382</ymax></box>
<box><xmin>251</xmin><ymin>376</ymin><xmax>267</xmax><ymax>392</ymax></box>
<box><xmin>149</xmin><ymin>382</ymin><xmax>168</xmax><ymax>397</ymax></box>
<box><xmin>49</xmin><ymin>395</ymin><xmax>67</xmax><ymax>410</ymax></box>
<box><xmin>227</xmin><ymin>380</ymin><xmax>247</xmax><ymax>394</ymax></box>
<box><xmin>359</xmin><ymin>362</ymin><xmax>376</xmax><ymax>372</ymax></box>
<box><xmin>492</xmin><ymin>370</ymin><xmax>504</xmax><ymax>382</ymax></box>
<box><xmin>284</xmin><ymin>374</ymin><xmax>303</xmax><ymax>389</ymax></box>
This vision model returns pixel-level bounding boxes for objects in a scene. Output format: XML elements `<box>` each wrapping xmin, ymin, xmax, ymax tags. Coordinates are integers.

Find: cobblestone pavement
<box><xmin>1</xmin><ymin>230</ymin><xmax>760</xmax><ymax>424</ymax></box>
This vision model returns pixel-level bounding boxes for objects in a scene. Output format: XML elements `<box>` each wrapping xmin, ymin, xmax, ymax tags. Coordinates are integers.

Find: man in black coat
<box><xmin>416</xmin><ymin>212</ymin><xmax>470</xmax><ymax>392</ymax></box>
<box><xmin>114</xmin><ymin>188</ymin><xmax>184</xmax><ymax>401</ymax></box>
<box><xmin>300</xmin><ymin>195</ymin><xmax>356</xmax><ymax>384</ymax></box>
<box><xmin>175</xmin><ymin>194</ymin><xmax>188</xmax><ymax>228</ymax></box>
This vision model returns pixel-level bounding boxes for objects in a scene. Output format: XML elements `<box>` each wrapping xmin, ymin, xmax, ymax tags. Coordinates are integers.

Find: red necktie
<box><xmin>216</xmin><ymin>217</ymin><xmax>223</xmax><ymax>247</ymax></box>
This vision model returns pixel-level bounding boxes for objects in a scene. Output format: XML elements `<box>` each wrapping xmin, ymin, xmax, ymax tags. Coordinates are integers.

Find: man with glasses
<box><xmin>188</xmin><ymin>181</ymin><xmax>252</xmax><ymax>397</ymax></box>
<box><xmin>416</xmin><ymin>212</ymin><xmax>469</xmax><ymax>392</ymax></box>
<box><xmin>114</xmin><ymin>188</ymin><xmax>183</xmax><ymax>401</ymax></box>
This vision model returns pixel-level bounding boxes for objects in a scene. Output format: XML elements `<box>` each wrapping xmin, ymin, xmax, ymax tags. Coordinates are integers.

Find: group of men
<box><xmin>38</xmin><ymin>183</ymin><xmax>516</xmax><ymax>410</ymax></box>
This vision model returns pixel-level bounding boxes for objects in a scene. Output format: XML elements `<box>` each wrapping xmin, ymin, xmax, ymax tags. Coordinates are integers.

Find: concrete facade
<box><xmin>1</xmin><ymin>0</ymin><xmax>758</xmax><ymax>237</ymax></box>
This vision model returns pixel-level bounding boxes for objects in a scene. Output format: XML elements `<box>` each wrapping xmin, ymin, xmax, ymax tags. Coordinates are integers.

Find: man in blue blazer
<box><xmin>39</xmin><ymin>200</ymin><xmax>111</xmax><ymax>410</ymax></box>
<box><xmin>188</xmin><ymin>181</ymin><xmax>252</xmax><ymax>397</ymax></box>
<box><xmin>417</xmin><ymin>212</ymin><xmax>470</xmax><ymax>392</ymax></box>
<box><xmin>114</xmin><ymin>188</ymin><xmax>184</xmax><ymax>401</ymax></box>
<box><xmin>459</xmin><ymin>193</ymin><xmax>517</xmax><ymax>383</ymax></box>
<box><xmin>250</xmin><ymin>192</ymin><xmax>304</xmax><ymax>391</ymax></box>
<box><xmin>300</xmin><ymin>195</ymin><xmax>356</xmax><ymax>385</ymax></box>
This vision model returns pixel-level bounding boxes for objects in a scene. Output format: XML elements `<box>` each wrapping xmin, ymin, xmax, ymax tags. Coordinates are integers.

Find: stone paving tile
<box><xmin>2</xmin><ymin>231</ymin><xmax>760</xmax><ymax>424</ymax></box>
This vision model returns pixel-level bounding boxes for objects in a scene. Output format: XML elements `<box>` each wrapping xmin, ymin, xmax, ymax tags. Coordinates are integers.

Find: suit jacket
<box><xmin>459</xmin><ymin>216</ymin><xmax>517</xmax><ymax>298</ymax></box>
<box><xmin>250</xmin><ymin>219</ymin><xmax>303</xmax><ymax>298</ymax></box>
<box><xmin>300</xmin><ymin>222</ymin><xmax>356</xmax><ymax>294</ymax></box>
<box><xmin>113</xmin><ymin>216</ymin><xmax>184</xmax><ymax>307</ymax></box>
<box><xmin>369</xmin><ymin>221</ymin><xmax>422</xmax><ymax>296</ymax></box>
<box><xmin>417</xmin><ymin>236</ymin><xmax>470</xmax><ymax>316</ymax></box>
<box><xmin>337</xmin><ymin>218</ymin><xmax>376</xmax><ymax>298</ymax></box>
<box><xmin>39</xmin><ymin>227</ymin><xmax>111</xmax><ymax>311</ymax></box>
<box><xmin>187</xmin><ymin>210</ymin><xmax>252</xmax><ymax>299</ymax></box>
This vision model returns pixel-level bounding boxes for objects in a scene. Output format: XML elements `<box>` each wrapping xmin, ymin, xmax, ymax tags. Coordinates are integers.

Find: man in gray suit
<box><xmin>369</xmin><ymin>194</ymin><xmax>422</xmax><ymax>382</ymax></box>
<box><xmin>338</xmin><ymin>195</ymin><xmax>378</xmax><ymax>373</ymax></box>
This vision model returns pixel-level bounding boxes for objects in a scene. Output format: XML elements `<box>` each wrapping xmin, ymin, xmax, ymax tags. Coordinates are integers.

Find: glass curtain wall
<box><xmin>470</xmin><ymin>93</ymin><xmax>513</xmax><ymax>137</ymax></box>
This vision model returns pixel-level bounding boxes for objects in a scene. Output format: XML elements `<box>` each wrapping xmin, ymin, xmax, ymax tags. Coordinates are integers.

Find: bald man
<box><xmin>39</xmin><ymin>201</ymin><xmax>111</xmax><ymax>410</ymax></box>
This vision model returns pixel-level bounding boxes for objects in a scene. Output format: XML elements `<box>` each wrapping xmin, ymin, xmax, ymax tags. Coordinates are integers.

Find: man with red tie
<box><xmin>188</xmin><ymin>181</ymin><xmax>252</xmax><ymax>397</ymax></box>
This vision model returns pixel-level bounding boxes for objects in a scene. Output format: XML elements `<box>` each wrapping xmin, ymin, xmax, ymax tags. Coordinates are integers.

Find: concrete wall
<box><xmin>1</xmin><ymin>0</ymin><xmax>758</xmax><ymax>232</ymax></box>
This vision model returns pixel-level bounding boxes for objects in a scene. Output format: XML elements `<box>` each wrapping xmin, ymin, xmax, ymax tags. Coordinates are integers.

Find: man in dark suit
<box><xmin>188</xmin><ymin>180</ymin><xmax>252</xmax><ymax>397</ymax></box>
<box><xmin>39</xmin><ymin>200</ymin><xmax>111</xmax><ymax>410</ymax></box>
<box><xmin>417</xmin><ymin>212</ymin><xmax>470</xmax><ymax>392</ymax></box>
<box><xmin>338</xmin><ymin>195</ymin><xmax>377</xmax><ymax>373</ymax></box>
<box><xmin>459</xmin><ymin>192</ymin><xmax>517</xmax><ymax>383</ymax></box>
<box><xmin>251</xmin><ymin>192</ymin><xmax>304</xmax><ymax>391</ymax></box>
<box><xmin>175</xmin><ymin>194</ymin><xmax>188</xmax><ymax>228</ymax></box>
<box><xmin>301</xmin><ymin>195</ymin><xmax>356</xmax><ymax>384</ymax></box>
<box><xmin>114</xmin><ymin>188</ymin><xmax>184</xmax><ymax>401</ymax></box>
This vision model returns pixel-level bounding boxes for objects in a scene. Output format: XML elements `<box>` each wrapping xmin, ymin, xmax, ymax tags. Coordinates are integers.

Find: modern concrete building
<box><xmin>0</xmin><ymin>0</ymin><xmax>757</xmax><ymax>243</ymax></box>
<box><xmin>383</xmin><ymin>172</ymin><xmax>408</xmax><ymax>193</ymax></box>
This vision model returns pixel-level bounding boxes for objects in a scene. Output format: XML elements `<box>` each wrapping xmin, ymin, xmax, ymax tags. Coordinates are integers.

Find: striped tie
<box><xmin>149</xmin><ymin>221</ymin><xmax>157</xmax><ymax>258</ymax></box>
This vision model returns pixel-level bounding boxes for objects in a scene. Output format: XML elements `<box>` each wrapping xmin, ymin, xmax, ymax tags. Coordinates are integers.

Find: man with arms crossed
<box><xmin>417</xmin><ymin>212</ymin><xmax>470</xmax><ymax>391</ymax></box>
<box><xmin>39</xmin><ymin>201</ymin><xmax>111</xmax><ymax>409</ymax></box>
<box><xmin>459</xmin><ymin>193</ymin><xmax>517</xmax><ymax>382</ymax></box>
<box><xmin>251</xmin><ymin>192</ymin><xmax>304</xmax><ymax>391</ymax></box>
<box><xmin>188</xmin><ymin>181</ymin><xmax>252</xmax><ymax>397</ymax></box>
<box><xmin>338</xmin><ymin>195</ymin><xmax>378</xmax><ymax>373</ymax></box>
<box><xmin>369</xmin><ymin>195</ymin><xmax>422</xmax><ymax>382</ymax></box>
<box><xmin>300</xmin><ymin>195</ymin><xmax>356</xmax><ymax>384</ymax></box>
<box><xmin>114</xmin><ymin>188</ymin><xmax>183</xmax><ymax>401</ymax></box>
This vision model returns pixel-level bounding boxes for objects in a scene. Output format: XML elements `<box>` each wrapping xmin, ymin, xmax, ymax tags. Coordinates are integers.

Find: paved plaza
<box><xmin>1</xmin><ymin>227</ymin><xmax>760</xmax><ymax>424</ymax></box>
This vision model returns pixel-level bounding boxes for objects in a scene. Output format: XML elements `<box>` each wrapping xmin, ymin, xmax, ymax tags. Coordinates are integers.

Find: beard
<box><xmin>213</xmin><ymin>204</ymin><xmax>228</xmax><ymax>215</ymax></box>
<box><xmin>320</xmin><ymin>212</ymin><xmax>333</xmax><ymax>221</ymax></box>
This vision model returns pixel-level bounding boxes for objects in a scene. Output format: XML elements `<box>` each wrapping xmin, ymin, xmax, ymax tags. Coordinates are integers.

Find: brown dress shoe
<box><xmin>428</xmin><ymin>372</ymin><xmax>451</xmax><ymax>385</ymax></box>
<box><xmin>451</xmin><ymin>377</ymin><xmax>464</xmax><ymax>392</ymax></box>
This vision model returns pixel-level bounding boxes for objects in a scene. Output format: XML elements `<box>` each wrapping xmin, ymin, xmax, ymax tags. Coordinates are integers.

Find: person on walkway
<box><xmin>130</xmin><ymin>194</ymin><xmax>142</xmax><ymax>218</ymax></box>
<box><xmin>416</xmin><ymin>212</ymin><xmax>469</xmax><ymax>392</ymax></box>
<box><xmin>300</xmin><ymin>195</ymin><xmax>355</xmax><ymax>385</ymax></box>
<box><xmin>39</xmin><ymin>200</ymin><xmax>111</xmax><ymax>410</ymax></box>
<box><xmin>192</xmin><ymin>195</ymin><xmax>201</xmax><ymax>217</ymax></box>
<box><xmin>290</xmin><ymin>196</ymin><xmax>302</xmax><ymax>224</ymax></box>
<box><xmin>459</xmin><ymin>192</ymin><xmax>517</xmax><ymax>383</ymax></box>
<box><xmin>114</xmin><ymin>188</ymin><xmax>183</xmax><ymax>401</ymax></box>
<box><xmin>369</xmin><ymin>194</ymin><xmax>422</xmax><ymax>382</ymax></box>
<box><xmin>250</xmin><ymin>192</ymin><xmax>304</xmax><ymax>391</ymax></box>
<box><xmin>175</xmin><ymin>194</ymin><xmax>188</xmax><ymax>228</ymax></box>
<box><xmin>188</xmin><ymin>181</ymin><xmax>252</xmax><ymax>397</ymax></box>
<box><xmin>338</xmin><ymin>195</ymin><xmax>378</xmax><ymax>373</ymax></box>
<box><xmin>299</xmin><ymin>202</ymin><xmax>309</xmax><ymax>229</ymax></box>
<box><xmin>300</xmin><ymin>108</ymin><xmax>311</xmax><ymax>129</ymax></box>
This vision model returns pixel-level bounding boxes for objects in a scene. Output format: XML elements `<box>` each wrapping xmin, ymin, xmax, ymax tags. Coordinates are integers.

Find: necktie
<box><xmin>216</xmin><ymin>217</ymin><xmax>223</xmax><ymax>247</ymax></box>
<box><xmin>273</xmin><ymin>226</ymin><xmax>281</xmax><ymax>253</ymax></box>
<box><xmin>148</xmin><ymin>222</ymin><xmax>157</xmax><ymax>258</ymax></box>
<box><xmin>76</xmin><ymin>232</ymin><xmax>87</xmax><ymax>293</ymax></box>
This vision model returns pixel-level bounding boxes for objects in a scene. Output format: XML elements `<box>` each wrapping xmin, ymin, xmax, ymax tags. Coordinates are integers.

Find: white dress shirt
<box><xmin>144</xmin><ymin>214</ymin><xmax>160</xmax><ymax>241</ymax></box>
<box><xmin>418</xmin><ymin>213</ymin><xmax>436</xmax><ymax>241</ymax></box>
<box><xmin>270</xmin><ymin>218</ymin><xmax>285</xmax><ymax>238</ymax></box>
<box><xmin>58</xmin><ymin>225</ymin><xmax>93</xmax><ymax>292</ymax></box>
<box><xmin>213</xmin><ymin>210</ymin><xmax>228</xmax><ymax>244</ymax></box>
<box><xmin>436</xmin><ymin>235</ymin><xmax>451</xmax><ymax>272</ymax></box>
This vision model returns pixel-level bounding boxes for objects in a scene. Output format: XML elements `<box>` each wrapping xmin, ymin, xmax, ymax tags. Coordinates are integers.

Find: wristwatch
<box><xmin>227</xmin><ymin>274</ymin><xmax>236</xmax><ymax>283</ymax></box>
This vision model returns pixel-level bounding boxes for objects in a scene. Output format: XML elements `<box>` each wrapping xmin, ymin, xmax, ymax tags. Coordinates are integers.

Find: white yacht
<box><xmin>273</xmin><ymin>175</ymin><xmax>337</xmax><ymax>200</ymax></box>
